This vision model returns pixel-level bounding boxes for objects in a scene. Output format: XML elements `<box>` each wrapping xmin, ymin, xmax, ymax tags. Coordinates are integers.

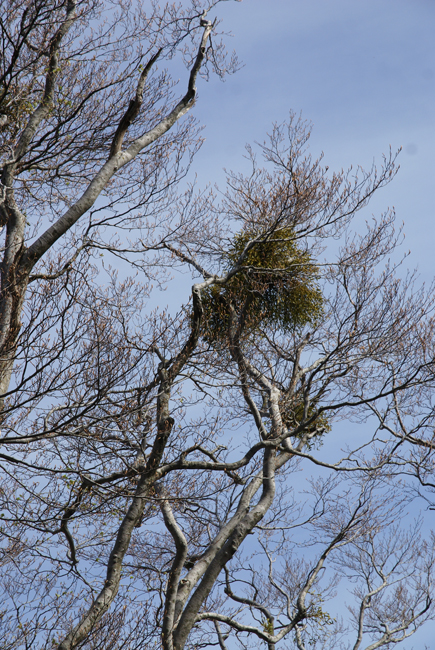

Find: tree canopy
<box><xmin>1</xmin><ymin>2</ymin><xmax>435</xmax><ymax>650</ymax></box>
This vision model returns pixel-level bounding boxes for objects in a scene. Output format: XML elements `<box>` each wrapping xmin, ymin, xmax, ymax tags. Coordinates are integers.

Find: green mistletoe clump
<box><xmin>201</xmin><ymin>227</ymin><xmax>323</xmax><ymax>343</ymax></box>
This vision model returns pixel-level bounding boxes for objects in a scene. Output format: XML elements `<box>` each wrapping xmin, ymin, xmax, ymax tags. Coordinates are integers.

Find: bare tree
<box><xmin>1</xmin><ymin>2</ymin><xmax>435</xmax><ymax>650</ymax></box>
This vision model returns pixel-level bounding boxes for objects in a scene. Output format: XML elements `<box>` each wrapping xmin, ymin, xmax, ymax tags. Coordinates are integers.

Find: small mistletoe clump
<box><xmin>279</xmin><ymin>395</ymin><xmax>331</xmax><ymax>448</ymax></box>
<box><xmin>201</xmin><ymin>227</ymin><xmax>323</xmax><ymax>344</ymax></box>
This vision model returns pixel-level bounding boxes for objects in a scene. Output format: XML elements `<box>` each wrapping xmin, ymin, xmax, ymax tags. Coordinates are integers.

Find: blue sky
<box><xmin>190</xmin><ymin>0</ymin><xmax>434</xmax><ymax>279</ymax></box>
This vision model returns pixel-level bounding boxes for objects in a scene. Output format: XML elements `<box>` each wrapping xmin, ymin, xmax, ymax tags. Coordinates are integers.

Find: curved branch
<box><xmin>22</xmin><ymin>19</ymin><xmax>214</xmax><ymax>270</ymax></box>
<box><xmin>156</xmin><ymin>485</ymin><xmax>188</xmax><ymax>650</ymax></box>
